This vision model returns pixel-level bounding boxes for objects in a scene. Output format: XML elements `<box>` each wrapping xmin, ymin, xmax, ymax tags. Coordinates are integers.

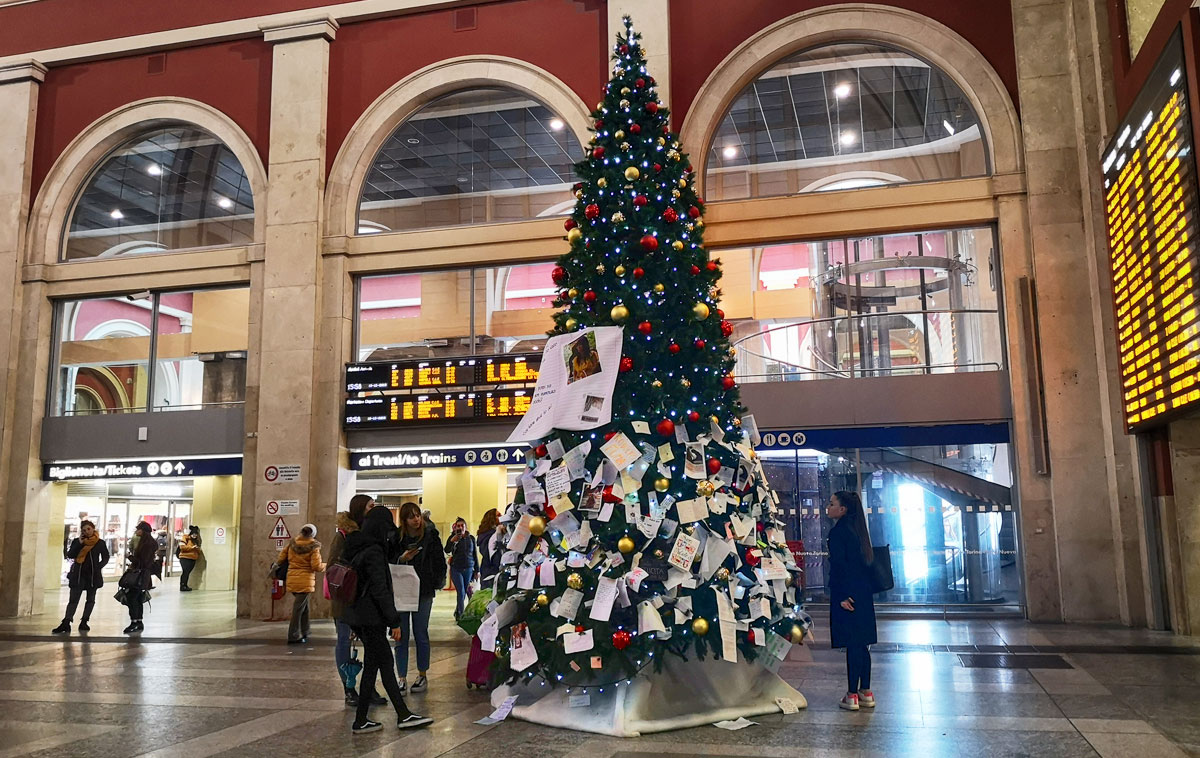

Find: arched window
<box><xmin>356</xmin><ymin>88</ymin><xmax>582</xmax><ymax>233</ymax></box>
<box><xmin>705</xmin><ymin>43</ymin><xmax>988</xmax><ymax>202</ymax></box>
<box><xmin>63</xmin><ymin>126</ymin><xmax>255</xmax><ymax>261</ymax></box>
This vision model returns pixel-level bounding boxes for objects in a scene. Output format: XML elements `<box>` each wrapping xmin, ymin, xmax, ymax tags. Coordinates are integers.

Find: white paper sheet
<box><xmin>555</xmin><ymin>588</ymin><xmax>584</xmax><ymax>619</ymax></box>
<box><xmin>638</xmin><ymin>600</ymin><xmax>666</xmax><ymax>633</ymax></box>
<box><xmin>667</xmin><ymin>531</ymin><xmax>701</xmax><ymax>570</ymax></box>
<box><xmin>601</xmin><ymin>432</ymin><xmax>641</xmax><ymax>469</ymax></box>
<box><xmin>545</xmin><ymin>465</ymin><xmax>572</xmax><ymax>498</ymax></box>
<box><xmin>588</xmin><ymin>576</ymin><xmax>619</xmax><ymax>621</ymax></box>
<box><xmin>674</xmin><ymin>497</ymin><xmax>707</xmax><ymax>524</ymax></box>
<box><xmin>658</xmin><ymin>443</ymin><xmax>675</xmax><ymax>463</ymax></box>
<box><xmin>509</xmin><ymin>623</ymin><xmax>538</xmax><ymax>671</ymax></box>
<box><xmin>546</xmin><ymin>438</ymin><xmax>565</xmax><ymax>460</ymax></box>
<box><xmin>564</xmin><ymin>629</ymin><xmax>594</xmax><ymax>653</ymax></box>
<box><xmin>714</xmin><ymin>588</ymin><xmax>737</xmax><ymax>663</ymax></box>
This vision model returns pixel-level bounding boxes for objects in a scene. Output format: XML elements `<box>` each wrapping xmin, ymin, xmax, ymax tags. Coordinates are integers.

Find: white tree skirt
<box><xmin>490</xmin><ymin>656</ymin><xmax>806</xmax><ymax>737</ymax></box>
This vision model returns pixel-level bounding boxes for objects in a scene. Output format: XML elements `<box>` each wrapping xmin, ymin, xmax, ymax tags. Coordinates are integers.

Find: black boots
<box><xmin>51</xmin><ymin>621</ymin><xmax>70</xmax><ymax>634</ymax></box>
<box><xmin>122</xmin><ymin>620</ymin><xmax>144</xmax><ymax>634</ymax></box>
<box><xmin>344</xmin><ymin>688</ymin><xmax>388</xmax><ymax>707</ymax></box>
<box><xmin>79</xmin><ymin>620</ymin><xmax>90</xmax><ymax>631</ymax></box>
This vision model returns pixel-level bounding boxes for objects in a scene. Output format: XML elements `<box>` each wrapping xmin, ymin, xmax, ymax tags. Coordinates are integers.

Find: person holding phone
<box><xmin>390</xmin><ymin>502</ymin><xmax>445</xmax><ymax>694</ymax></box>
<box><xmin>52</xmin><ymin>520</ymin><xmax>110</xmax><ymax>634</ymax></box>
<box><xmin>827</xmin><ymin>490</ymin><xmax>878</xmax><ymax>711</ymax></box>
<box><xmin>444</xmin><ymin>517</ymin><xmax>476</xmax><ymax>621</ymax></box>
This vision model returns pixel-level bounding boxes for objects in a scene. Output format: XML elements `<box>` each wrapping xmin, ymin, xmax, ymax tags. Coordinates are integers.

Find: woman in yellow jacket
<box><xmin>177</xmin><ymin>525</ymin><xmax>202</xmax><ymax>591</ymax></box>
<box><xmin>276</xmin><ymin>524</ymin><xmax>326</xmax><ymax>644</ymax></box>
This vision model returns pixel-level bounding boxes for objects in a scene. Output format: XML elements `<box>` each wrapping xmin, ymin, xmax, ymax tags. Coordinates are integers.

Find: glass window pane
<box><xmin>706</xmin><ymin>43</ymin><xmax>989</xmax><ymax>201</ymax></box>
<box><xmin>54</xmin><ymin>295</ymin><xmax>153</xmax><ymax>415</ymax></box>
<box><xmin>356</xmin><ymin>88</ymin><xmax>581</xmax><ymax>233</ymax></box>
<box><xmin>64</xmin><ymin>127</ymin><xmax>255</xmax><ymax>261</ymax></box>
<box><xmin>153</xmin><ymin>288</ymin><xmax>249</xmax><ymax>410</ymax></box>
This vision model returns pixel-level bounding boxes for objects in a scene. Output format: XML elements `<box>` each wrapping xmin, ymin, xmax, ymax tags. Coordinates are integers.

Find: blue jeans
<box><xmin>335</xmin><ymin>619</ymin><xmax>353</xmax><ymax>691</ymax></box>
<box><xmin>451</xmin><ymin>567</ymin><xmax>473</xmax><ymax>617</ymax></box>
<box><xmin>393</xmin><ymin>594</ymin><xmax>433</xmax><ymax>679</ymax></box>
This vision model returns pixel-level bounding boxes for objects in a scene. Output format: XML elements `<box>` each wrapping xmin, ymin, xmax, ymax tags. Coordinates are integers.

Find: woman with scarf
<box><xmin>52</xmin><ymin>520</ymin><xmax>110</xmax><ymax>634</ymax></box>
<box><xmin>121</xmin><ymin>521</ymin><xmax>159</xmax><ymax>634</ymax></box>
<box><xmin>177</xmin><ymin>525</ymin><xmax>202</xmax><ymax>591</ymax></box>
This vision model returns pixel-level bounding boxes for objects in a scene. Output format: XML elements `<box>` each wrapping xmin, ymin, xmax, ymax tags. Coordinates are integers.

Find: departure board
<box><xmin>344</xmin><ymin>389</ymin><xmax>532</xmax><ymax>429</ymax></box>
<box><xmin>345</xmin><ymin>354</ymin><xmax>540</xmax><ymax>393</ymax></box>
<box><xmin>1103</xmin><ymin>34</ymin><xmax>1200</xmax><ymax>433</ymax></box>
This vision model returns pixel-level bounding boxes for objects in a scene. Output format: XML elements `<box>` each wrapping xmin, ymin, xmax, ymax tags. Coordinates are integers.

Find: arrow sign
<box><xmin>269</xmin><ymin>517</ymin><xmax>291</xmax><ymax>540</ymax></box>
<box><xmin>174</xmin><ymin>462</ymin><xmax>185</xmax><ymax>474</ymax></box>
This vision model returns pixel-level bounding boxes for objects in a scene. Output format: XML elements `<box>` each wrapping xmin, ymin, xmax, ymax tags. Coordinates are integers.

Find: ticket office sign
<box><xmin>344</xmin><ymin>389</ymin><xmax>532</xmax><ymax>429</ymax></box>
<box><xmin>1103</xmin><ymin>32</ymin><xmax>1200</xmax><ymax>433</ymax></box>
<box><xmin>345</xmin><ymin>354</ymin><xmax>540</xmax><ymax>393</ymax></box>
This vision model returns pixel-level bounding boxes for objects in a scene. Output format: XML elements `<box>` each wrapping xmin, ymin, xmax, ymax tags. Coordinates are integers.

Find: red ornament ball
<box><xmin>593</xmin><ymin>146</ymin><xmax>605</xmax><ymax>159</ymax></box>
<box><xmin>690</xmin><ymin>265</ymin><xmax>701</xmax><ymax>275</ymax></box>
<box><xmin>720</xmin><ymin>320</ymin><xmax>734</xmax><ymax>337</ymax></box>
<box><xmin>707</xmin><ymin>457</ymin><xmax>722</xmax><ymax>475</ymax></box>
<box><xmin>635</xmin><ymin>78</ymin><xmax>645</xmax><ymax>88</ymax></box>
<box><xmin>552</xmin><ymin>266</ymin><xmax>568</xmax><ymax>285</ymax></box>
<box><xmin>640</xmin><ymin>235</ymin><xmax>659</xmax><ymax>252</ymax></box>
<box><xmin>661</xmin><ymin>124</ymin><xmax>669</xmax><ymax>134</ymax></box>
<box><xmin>688</xmin><ymin>205</ymin><xmax>701</xmax><ymax>219</ymax></box>
<box><xmin>619</xmin><ymin>356</ymin><xmax>634</xmax><ymax>373</ymax></box>
<box><xmin>653</xmin><ymin>163</ymin><xmax>662</xmax><ymax>173</ymax></box>
<box><xmin>632</xmin><ymin>267</ymin><xmax>645</xmax><ymax>279</ymax></box>
<box><xmin>688</xmin><ymin>410</ymin><xmax>700</xmax><ymax>422</ymax></box>
<box><xmin>663</xmin><ymin>208</ymin><xmax>678</xmax><ymax>223</ymax></box>
<box><xmin>706</xmin><ymin>261</ymin><xmax>719</xmax><ymax>272</ymax></box>
<box><xmin>583</xmin><ymin>290</ymin><xmax>597</xmax><ymax>304</ymax></box>
<box><xmin>565</xmin><ymin>218</ymin><xmax>578</xmax><ymax>231</ymax></box>
<box><xmin>747</xmin><ymin>629</ymin><xmax>755</xmax><ymax>645</ymax></box>
<box><xmin>668</xmin><ymin>343</ymin><xmax>681</xmax><ymax>355</ymax></box>
<box><xmin>630</xmin><ymin>123</ymin><xmax>641</xmax><ymax>135</ymax></box>
<box><xmin>585</xmin><ymin>204</ymin><xmax>600</xmax><ymax>219</ymax></box>
<box><xmin>694</xmin><ymin>339</ymin><xmax>706</xmax><ymax>350</ymax></box>
<box><xmin>656</xmin><ymin>419</ymin><xmax>676</xmax><ymax>438</ymax></box>
<box><xmin>744</xmin><ymin>550</ymin><xmax>761</xmax><ymax>568</ymax></box>
<box><xmin>595</xmin><ymin>120</ymin><xmax>604</xmax><ymax>130</ymax></box>
<box><xmin>646</xmin><ymin>102</ymin><xmax>659</xmax><ymax>114</ymax></box>
<box><xmin>638</xmin><ymin>320</ymin><xmax>653</xmax><ymax>335</ymax></box>
<box><xmin>612</xmin><ymin>629</ymin><xmax>632</xmax><ymax>650</ymax></box>
<box><xmin>619</xmin><ymin>44</ymin><xmax>629</xmax><ymax>54</ymax></box>
<box><xmin>576</xmin><ymin>624</ymin><xmax>587</xmax><ymax>634</ymax></box>
<box><xmin>716</xmin><ymin>308</ymin><xmax>725</xmax><ymax>319</ymax></box>
<box><xmin>604</xmin><ymin>431</ymin><xmax>617</xmax><ymax>442</ymax></box>
<box><xmin>633</xmin><ymin>194</ymin><xmax>648</xmax><ymax>207</ymax></box>
<box><xmin>722</xmin><ymin>375</ymin><xmax>736</xmax><ymax>390</ymax></box>
<box><xmin>535</xmin><ymin>444</ymin><xmax>548</xmax><ymax>457</ymax></box>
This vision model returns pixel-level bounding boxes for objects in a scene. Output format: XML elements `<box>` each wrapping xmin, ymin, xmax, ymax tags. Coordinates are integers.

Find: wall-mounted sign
<box><xmin>1101</xmin><ymin>31</ymin><xmax>1200</xmax><ymax>432</ymax></box>
<box><xmin>214</xmin><ymin>527</ymin><xmax>227</xmax><ymax>545</ymax></box>
<box><xmin>42</xmin><ymin>456</ymin><xmax>242</xmax><ymax>481</ymax></box>
<box><xmin>345</xmin><ymin>354</ymin><xmax>540</xmax><ymax>393</ymax></box>
<box><xmin>263</xmin><ymin>464</ymin><xmax>301</xmax><ymax>483</ymax></box>
<box><xmin>344</xmin><ymin>390</ymin><xmax>531</xmax><ymax>429</ymax></box>
<box><xmin>755</xmin><ymin>423</ymin><xmax>1009</xmax><ymax>451</ymax></box>
<box><xmin>351</xmin><ymin>444</ymin><xmax>529</xmax><ymax>471</ymax></box>
<box><xmin>265</xmin><ymin>500</ymin><xmax>300</xmax><ymax>516</ymax></box>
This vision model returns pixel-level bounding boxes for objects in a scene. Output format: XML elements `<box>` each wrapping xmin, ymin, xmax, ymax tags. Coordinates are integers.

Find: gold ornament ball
<box><xmin>672</xmin><ymin>240</ymin><xmax>685</xmax><ymax>251</ymax></box>
<box><xmin>692</xmin><ymin>302</ymin><xmax>711</xmax><ymax>321</ymax></box>
<box><xmin>654</xmin><ymin>477</ymin><xmax>670</xmax><ymax>492</ymax></box>
<box><xmin>618</xmin><ymin>535</ymin><xmax>636</xmax><ymax>554</ymax></box>
<box><xmin>597</xmin><ymin>177</ymin><xmax>607</xmax><ymax>188</ymax></box>
<box><xmin>565</xmin><ymin>318</ymin><xmax>578</xmax><ymax>330</ymax></box>
<box><xmin>619</xmin><ymin>98</ymin><xmax>631</xmax><ymax>109</ymax></box>
<box><xmin>575</xmin><ymin>189</ymin><xmax>583</xmax><ymax>199</ymax></box>
<box><xmin>620</xmin><ymin>88</ymin><xmax>630</xmax><ymax>96</ymax></box>
<box><xmin>696</xmin><ymin>219</ymin><xmax>705</xmax><ymax>227</ymax></box>
<box><xmin>651</xmin><ymin>379</ymin><xmax>663</xmax><ymax>388</ymax></box>
<box><xmin>528</xmin><ymin>516</ymin><xmax>547</xmax><ymax>537</ymax></box>
<box><xmin>733</xmin><ymin>417</ymin><xmax>742</xmax><ymax>427</ymax></box>
<box><xmin>615</xmin><ymin>265</ymin><xmax>626</xmax><ymax>276</ymax></box>
<box><xmin>567</xmin><ymin>227</ymin><xmax>582</xmax><ymax>243</ymax></box>
<box><xmin>614</xmin><ymin>130</ymin><xmax>625</xmax><ymax>139</ymax></box>
<box><xmin>568</xmin><ymin>288</ymin><xmax>580</xmax><ymax>299</ymax></box>
<box><xmin>692</xmin><ymin>618</ymin><xmax>710</xmax><ymax>636</ymax></box>
<box><xmin>624</xmin><ymin>166</ymin><xmax>641</xmax><ymax>181</ymax></box>
<box><xmin>610</xmin><ymin>304</ymin><xmax>630</xmax><ymax>322</ymax></box>
<box><xmin>678</xmin><ymin>178</ymin><xmax>687</xmax><ymax>188</ymax></box>
<box><xmin>654</xmin><ymin>283</ymin><xmax>665</xmax><ymax>293</ymax></box>
<box><xmin>567</xmin><ymin>573</ymin><xmax>584</xmax><ymax>590</ymax></box>
<box><xmin>537</xmin><ymin>593</ymin><xmax>550</xmax><ymax>607</ymax></box>
<box><xmin>696</xmin><ymin>480</ymin><xmax>716</xmax><ymax>497</ymax></box>
<box><xmin>681</xmin><ymin>378</ymin><xmax>691</xmax><ymax>388</ymax></box>
<box><xmin>672</xmin><ymin>189</ymin><xmax>682</xmax><ymax>199</ymax></box>
<box><xmin>710</xmin><ymin>415</ymin><xmax>720</xmax><ymax>425</ymax></box>
<box><xmin>789</xmin><ymin>624</ymin><xmax>805</xmax><ymax>644</ymax></box>
<box><xmin>716</xmin><ymin>567</ymin><xmax>731</xmax><ymax>581</ymax></box>
<box><xmin>657</xmin><ymin>137</ymin><xmax>667</xmax><ymax>146</ymax></box>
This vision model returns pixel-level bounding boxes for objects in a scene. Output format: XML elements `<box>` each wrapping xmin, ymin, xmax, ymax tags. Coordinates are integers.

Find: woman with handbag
<box><xmin>328</xmin><ymin>494</ymin><xmax>385</xmax><ymax>707</ymax></box>
<box><xmin>177</xmin><ymin>525</ymin><xmax>202</xmax><ymax>592</ymax></box>
<box><xmin>390</xmin><ymin>502</ymin><xmax>444</xmax><ymax>694</ymax></box>
<box><xmin>52</xmin><ymin>520</ymin><xmax>110</xmax><ymax>634</ymax></box>
<box><xmin>277</xmin><ymin>524</ymin><xmax>326</xmax><ymax>644</ymax></box>
<box><xmin>827</xmin><ymin>490</ymin><xmax>878</xmax><ymax>711</ymax></box>
<box><xmin>121</xmin><ymin>521</ymin><xmax>158</xmax><ymax>634</ymax></box>
<box><xmin>343</xmin><ymin>505</ymin><xmax>432</xmax><ymax>734</ymax></box>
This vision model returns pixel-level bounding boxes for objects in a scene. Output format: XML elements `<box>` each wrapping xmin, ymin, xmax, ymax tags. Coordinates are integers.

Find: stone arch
<box><xmin>324</xmin><ymin>56</ymin><xmax>593</xmax><ymax>239</ymax></box>
<box><xmin>679</xmin><ymin>4</ymin><xmax>1023</xmax><ymax>196</ymax></box>
<box><xmin>27</xmin><ymin>97</ymin><xmax>268</xmax><ymax>266</ymax></box>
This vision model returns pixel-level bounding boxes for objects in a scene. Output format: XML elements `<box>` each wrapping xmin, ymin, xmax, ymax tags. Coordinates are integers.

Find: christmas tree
<box><xmin>486</xmin><ymin>17</ymin><xmax>809</xmax><ymax>691</ymax></box>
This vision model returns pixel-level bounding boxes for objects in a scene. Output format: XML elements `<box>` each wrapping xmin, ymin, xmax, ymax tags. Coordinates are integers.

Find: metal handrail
<box><xmin>60</xmin><ymin>401</ymin><xmax>245</xmax><ymax>416</ymax></box>
<box><xmin>731</xmin><ymin>308</ymin><xmax>1001</xmax><ymax>346</ymax></box>
<box><xmin>736</xmin><ymin>361</ymin><xmax>1003</xmax><ymax>381</ymax></box>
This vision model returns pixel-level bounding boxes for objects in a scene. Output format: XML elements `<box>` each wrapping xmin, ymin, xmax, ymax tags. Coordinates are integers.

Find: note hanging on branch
<box><xmin>601</xmin><ymin>432</ymin><xmax>641</xmax><ymax>469</ymax></box>
<box><xmin>545</xmin><ymin>466</ymin><xmax>572</xmax><ymax>499</ymax></box>
<box><xmin>658</xmin><ymin>443</ymin><xmax>675</xmax><ymax>463</ymax></box>
<box><xmin>684</xmin><ymin>442</ymin><xmax>707</xmax><ymax>479</ymax></box>
<box><xmin>546</xmin><ymin>438</ymin><xmax>565</xmax><ymax>460</ymax></box>
<box><xmin>555</xmin><ymin>588</ymin><xmax>584</xmax><ymax>619</ymax></box>
<box><xmin>674</xmin><ymin>497</ymin><xmax>707</xmax><ymax>524</ymax></box>
<box><xmin>638</xmin><ymin>600</ymin><xmax>666</xmax><ymax>634</ymax></box>
<box><xmin>589</xmin><ymin>576</ymin><xmax>619</xmax><ymax>622</ymax></box>
<box><xmin>509</xmin><ymin>622</ymin><xmax>538</xmax><ymax>671</ymax></box>
<box><xmin>667</xmin><ymin>530</ymin><xmax>701</xmax><ymax>571</ymax></box>
<box><xmin>564</xmin><ymin>629</ymin><xmax>594</xmax><ymax>654</ymax></box>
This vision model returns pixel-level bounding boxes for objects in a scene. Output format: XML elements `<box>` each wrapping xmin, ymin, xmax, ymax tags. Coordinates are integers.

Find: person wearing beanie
<box><xmin>276</xmin><ymin>523</ymin><xmax>325</xmax><ymax>644</ymax></box>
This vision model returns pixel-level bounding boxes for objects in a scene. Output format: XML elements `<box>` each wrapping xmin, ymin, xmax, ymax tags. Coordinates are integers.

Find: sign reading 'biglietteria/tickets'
<box><xmin>42</xmin><ymin>456</ymin><xmax>243</xmax><ymax>481</ymax></box>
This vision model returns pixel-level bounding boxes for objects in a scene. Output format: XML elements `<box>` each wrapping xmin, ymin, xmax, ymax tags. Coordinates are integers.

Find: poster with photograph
<box><xmin>508</xmin><ymin>326</ymin><xmax>624</xmax><ymax>442</ymax></box>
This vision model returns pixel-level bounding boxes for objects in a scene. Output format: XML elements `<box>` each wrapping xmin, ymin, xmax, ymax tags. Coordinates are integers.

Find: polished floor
<box><xmin>0</xmin><ymin>586</ymin><xmax>1197</xmax><ymax>757</ymax></box>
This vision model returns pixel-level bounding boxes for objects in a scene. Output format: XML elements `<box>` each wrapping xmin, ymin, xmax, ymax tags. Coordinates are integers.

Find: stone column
<box><xmin>0</xmin><ymin>61</ymin><xmax>46</xmax><ymax>616</ymax></box>
<box><xmin>1010</xmin><ymin>0</ymin><xmax>1149</xmax><ymax>623</ymax></box>
<box><xmin>608</xmin><ymin>0</ymin><xmax>670</xmax><ymax>109</ymax></box>
<box><xmin>238</xmin><ymin>18</ymin><xmax>336</xmax><ymax>619</ymax></box>
<box><xmin>1167</xmin><ymin>420</ymin><xmax>1200</xmax><ymax>635</ymax></box>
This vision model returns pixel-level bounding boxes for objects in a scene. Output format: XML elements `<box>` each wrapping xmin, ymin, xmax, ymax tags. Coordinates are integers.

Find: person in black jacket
<box><xmin>827</xmin><ymin>490</ymin><xmax>878</xmax><ymax>711</ymax></box>
<box><xmin>476</xmin><ymin>508</ymin><xmax>503</xmax><ymax>588</ymax></box>
<box><xmin>342</xmin><ymin>506</ymin><xmax>432</xmax><ymax>734</ymax></box>
<box><xmin>390</xmin><ymin>502</ymin><xmax>445</xmax><ymax>694</ymax></box>
<box><xmin>52</xmin><ymin>520</ymin><xmax>110</xmax><ymax>634</ymax></box>
<box><xmin>444</xmin><ymin>517</ymin><xmax>476</xmax><ymax>620</ymax></box>
<box><xmin>121</xmin><ymin>521</ymin><xmax>159</xmax><ymax>634</ymax></box>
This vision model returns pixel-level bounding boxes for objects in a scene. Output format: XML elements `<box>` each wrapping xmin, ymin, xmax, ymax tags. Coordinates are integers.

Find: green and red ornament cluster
<box><xmin>486</xmin><ymin>17</ymin><xmax>809</xmax><ymax>688</ymax></box>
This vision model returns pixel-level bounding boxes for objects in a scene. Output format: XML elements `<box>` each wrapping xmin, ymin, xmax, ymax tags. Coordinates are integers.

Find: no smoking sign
<box><xmin>265</xmin><ymin>499</ymin><xmax>300</xmax><ymax>515</ymax></box>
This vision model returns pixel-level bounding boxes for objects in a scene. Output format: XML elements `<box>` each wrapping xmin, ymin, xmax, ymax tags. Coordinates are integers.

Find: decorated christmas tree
<box><xmin>482</xmin><ymin>19</ymin><xmax>809</xmax><ymax>720</ymax></box>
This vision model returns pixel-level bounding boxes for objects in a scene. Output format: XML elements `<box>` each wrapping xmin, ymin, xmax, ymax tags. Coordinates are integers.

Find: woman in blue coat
<box><xmin>827</xmin><ymin>490</ymin><xmax>878</xmax><ymax>711</ymax></box>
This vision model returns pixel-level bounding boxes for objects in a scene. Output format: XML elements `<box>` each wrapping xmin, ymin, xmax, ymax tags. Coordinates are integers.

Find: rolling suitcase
<box><xmin>466</xmin><ymin>634</ymin><xmax>495</xmax><ymax>690</ymax></box>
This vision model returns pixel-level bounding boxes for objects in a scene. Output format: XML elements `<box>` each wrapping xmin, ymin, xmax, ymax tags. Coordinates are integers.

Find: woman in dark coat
<box><xmin>390</xmin><ymin>502</ymin><xmax>444</xmax><ymax>694</ymax></box>
<box><xmin>827</xmin><ymin>490</ymin><xmax>878</xmax><ymax>711</ymax></box>
<box><xmin>52</xmin><ymin>520</ymin><xmax>110</xmax><ymax>634</ymax></box>
<box><xmin>342</xmin><ymin>506</ymin><xmax>432</xmax><ymax>734</ymax></box>
<box><xmin>444</xmin><ymin>517</ymin><xmax>476</xmax><ymax>620</ymax></box>
<box><xmin>122</xmin><ymin>521</ymin><xmax>159</xmax><ymax>634</ymax></box>
<box><xmin>475</xmin><ymin>508</ymin><xmax>503</xmax><ymax>587</ymax></box>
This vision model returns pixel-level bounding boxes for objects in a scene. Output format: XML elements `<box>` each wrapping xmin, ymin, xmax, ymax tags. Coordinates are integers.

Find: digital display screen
<box><xmin>344</xmin><ymin>389</ymin><xmax>532</xmax><ymax>429</ymax></box>
<box><xmin>1103</xmin><ymin>33</ymin><xmax>1200</xmax><ymax>433</ymax></box>
<box><xmin>345</xmin><ymin>354</ymin><xmax>540</xmax><ymax>393</ymax></box>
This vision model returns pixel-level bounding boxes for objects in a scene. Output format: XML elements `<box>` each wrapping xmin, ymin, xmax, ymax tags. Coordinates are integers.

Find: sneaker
<box><xmin>123</xmin><ymin>621</ymin><xmax>143</xmax><ymax>635</ymax></box>
<box><xmin>51</xmin><ymin>621</ymin><xmax>70</xmax><ymax>634</ymax></box>
<box><xmin>410</xmin><ymin>675</ymin><xmax>428</xmax><ymax>693</ymax></box>
<box><xmin>857</xmin><ymin>690</ymin><xmax>875</xmax><ymax>708</ymax></box>
<box><xmin>78</xmin><ymin>621</ymin><xmax>90</xmax><ymax>632</ymax></box>
<box><xmin>351</xmin><ymin>720</ymin><xmax>382</xmax><ymax>734</ymax></box>
<box><xmin>344</xmin><ymin>689</ymin><xmax>359</xmax><ymax>707</ymax></box>
<box><xmin>397</xmin><ymin>679</ymin><xmax>407</xmax><ymax>695</ymax></box>
<box><xmin>839</xmin><ymin>693</ymin><xmax>860</xmax><ymax>711</ymax></box>
<box><xmin>397</xmin><ymin>713</ymin><xmax>433</xmax><ymax>730</ymax></box>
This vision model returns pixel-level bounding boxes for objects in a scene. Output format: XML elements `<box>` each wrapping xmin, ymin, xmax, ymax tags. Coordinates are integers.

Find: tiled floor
<box><xmin>0</xmin><ymin>586</ymin><xmax>1198</xmax><ymax>757</ymax></box>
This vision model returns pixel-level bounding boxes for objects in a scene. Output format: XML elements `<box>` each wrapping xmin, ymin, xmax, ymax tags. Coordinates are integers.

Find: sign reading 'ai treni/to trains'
<box><xmin>351</xmin><ymin>445</ymin><xmax>528</xmax><ymax>471</ymax></box>
<box><xmin>1102</xmin><ymin>30</ymin><xmax>1200</xmax><ymax>433</ymax></box>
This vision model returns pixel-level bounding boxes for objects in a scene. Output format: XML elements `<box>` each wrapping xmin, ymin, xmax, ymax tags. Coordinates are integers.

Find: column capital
<box><xmin>0</xmin><ymin>60</ymin><xmax>47</xmax><ymax>85</ymax></box>
<box><xmin>261</xmin><ymin>16</ymin><xmax>338</xmax><ymax>44</ymax></box>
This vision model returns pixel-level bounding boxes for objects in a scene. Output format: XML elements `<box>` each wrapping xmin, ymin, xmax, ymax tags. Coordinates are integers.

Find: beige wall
<box><xmin>190</xmin><ymin>476</ymin><xmax>242</xmax><ymax>591</ymax></box>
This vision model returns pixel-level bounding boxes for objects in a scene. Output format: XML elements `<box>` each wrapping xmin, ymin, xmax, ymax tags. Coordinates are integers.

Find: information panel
<box><xmin>345</xmin><ymin>354</ymin><xmax>539</xmax><ymax>393</ymax></box>
<box><xmin>344</xmin><ymin>389</ymin><xmax>532</xmax><ymax>429</ymax></box>
<box><xmin>1103</xmin><ymin>33</ymin><xmax>1200</xmax><ymax>433</ymax></box>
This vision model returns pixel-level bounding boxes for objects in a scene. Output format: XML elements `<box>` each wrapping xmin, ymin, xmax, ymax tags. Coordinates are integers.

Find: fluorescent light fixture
<box><xmin>722</xmin><ymin>145</ymin><xmax>738</xmax><ymax>159</ymax></box>
<box><xmin>216</xmin><ymin>196</ymin><xmax>233</xmax><ymax>209</ymax></box>
<box><xmin>942</xmin><ymin>120</ymin><xmax>955</xmax><ymax>136</ymax></box>
<box><xmin>839</xmin><ymin>131</ymin><xmax>857</xmax><ymax>147</ymax></box>
<box><xmin>146</xmin><ymin>164</ymin><xmax>162</xmax><ymax>176</ymax></box>
<box><xmin>833</xmin><ymin>83</ymin><xmax>852</xmax><ymax>99</ymax></box>
<box><xmin>109</xmin><ymin>209</ymin><xmax>124</xmax><ymax>219</ymax></box>
<box><xmin>549</xmin><ymin>118</ymin><xmax>565</xmax><ymax>131</ymax></box>
<box><xmin>132</xmin><ymin>483</ymin><xmax>183</xmax><ymax>498</ymax></box>
<box><xmin>1172</xmin><ymin>68</ymin><xmax>1182</xmax><ymax>86</ymax></box>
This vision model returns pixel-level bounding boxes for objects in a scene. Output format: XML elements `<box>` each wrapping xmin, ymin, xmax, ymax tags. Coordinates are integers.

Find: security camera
<box><xmin>126</xmin><ymin>291</ymin><xmax>152</xmax><ymax>302</ymax></box>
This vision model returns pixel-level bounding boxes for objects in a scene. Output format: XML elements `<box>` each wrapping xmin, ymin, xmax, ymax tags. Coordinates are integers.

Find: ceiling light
<box><xmin>549</xmin><ymin>118</ymin><xmax>565</xmax><ymax>131</ymax></box>
<box><xmin>216</xmin><ymin>196</ymin><xmax>233</xmax><ymax>209</ymax></box>
<box><xmin>110</xmin><ymin>209</ymin><xmax>124</xmax><ymax>219</ymax></box>
<box><xmin>943</xmin><ymin>120</ymin><xmax>956</xmax><ymax>136</ymax></box>
<box><xmin>834</xmin><ymin>83</ymin><xmax>852</xmax><ymax>99</ymax></box>
<box><xmin>146</xmin><ymin>164</ymin><xmax>162</xmax><ymax>176</ymax></box>
<box><xmin>839</xmin><ymin>131</ymin><xmax>857</xmax><ymax>147</ymax></box>
<box><xmin>406</xmin><ymin>138</ymin><xmax>420</xmax><ymax>145</ymax></box>
<box><xmin>722</xmin><ymin>145</ymin><xmax>738</xmax><ymax>159</ymax></box>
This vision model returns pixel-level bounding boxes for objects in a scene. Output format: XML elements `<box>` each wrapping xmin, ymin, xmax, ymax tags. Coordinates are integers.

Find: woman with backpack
<box><xmin>276</xmin><ymin>524</ymin><xmax>325</xmax><ymax>644</ymax></box>
<box><xmin>52</xmin><ymin>520</ymin><xmax>110</xmax><ymax>634</ymax></box>
<box><xmin>327</xmin><ymin>494</ymin><xmax>384</xmax><ymax>708</ymax></box>
<box><xmin>827</xmin><ymin>490</ymin><xmax>878</xmax><ymax>711</ymax></box>
<box><xmin>342</xmin><ymin>506</ymin><xmax>432</xmax><ymax>734</ymax></box>
<box><xmin>390</xmin><ymin>502</ymin><xmax>444</xmax><ymax>694</ymax></box>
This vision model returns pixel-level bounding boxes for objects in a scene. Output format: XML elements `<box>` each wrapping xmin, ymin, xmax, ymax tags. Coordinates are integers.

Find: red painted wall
<box><xmin>327</xmin><ymin>0</ymin><xmax>606</xmax><ymax>172</ymax></box>
<box><xmin>668</xmin><ymin>0</ymin><xmax>1020</xmax><ymax>127</ymax></box>
<box><xmin>32</xmin><ymin>40</ymin><xmax>272</xmax><ymax>201</ymax></box>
